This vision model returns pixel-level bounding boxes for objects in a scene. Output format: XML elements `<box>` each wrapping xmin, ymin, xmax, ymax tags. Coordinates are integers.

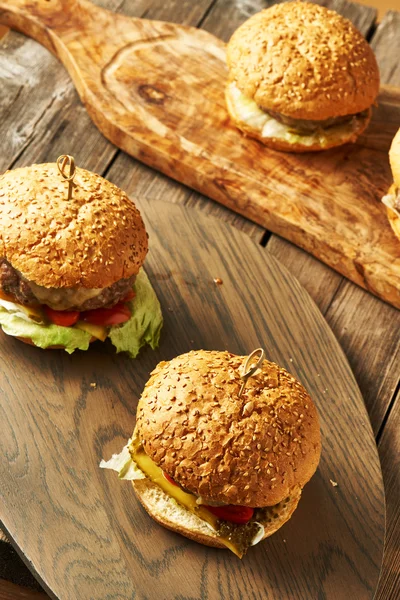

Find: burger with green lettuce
<box><xmin>0</xmin><ymin>160</ymin><xmax>162</xmax><ymax>356</ymax></box>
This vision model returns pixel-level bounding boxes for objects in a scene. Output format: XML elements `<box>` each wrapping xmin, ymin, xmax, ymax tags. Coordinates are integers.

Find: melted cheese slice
<box><xmin>28</xmin><ymin>281</ymin><xmax>103</xmax><ymax>311</ymax></box>
<box><xmin>74</xmin><ymin>321</ymin><xmax>108</xmax><ymax>341</ymax></box>
<box><xmin>0</xmin><ymin>291</ymin><xmax>45</xmax><ymax>323</ymax></box>
<box><xmin>130</xmin><ymin>439</ymin><xmax>243</xmax><ymax>556</ymax></box>
<box><xmin>101</xmin><ymin>437</ymin><xmax>265</xmax><ymax>557</ymax></box>
<box><xmin>227</xmin><ymin>82</ymin><xmax>364</xmax><ymax>147</ymax></box>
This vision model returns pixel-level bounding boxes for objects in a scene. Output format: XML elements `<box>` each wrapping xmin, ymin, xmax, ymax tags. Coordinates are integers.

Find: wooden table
<box><xmin>0</xmin><ymin>1</ymin><xmax>399</xmax><ymax>598</ymax></box>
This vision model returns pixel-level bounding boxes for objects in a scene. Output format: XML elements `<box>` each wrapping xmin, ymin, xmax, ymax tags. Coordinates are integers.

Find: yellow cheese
<box><xmin>0</xmin><ymin>291</ymin><xmax>44</xmax><ymax>322</ymax></box>
<box><xmin>74</xmin><ymin>321</ymin><xmax>108</xmax><ymax>341</ymax></box>
<box><xmin>130</xmin><ymin>440</ymin><xmax>242</xmax><ymax>556</ymax></box>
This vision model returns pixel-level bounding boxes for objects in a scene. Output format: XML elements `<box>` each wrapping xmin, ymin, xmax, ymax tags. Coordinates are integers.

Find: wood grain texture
<box><xmin>314</xmin><ymin>0</ymin><xmax>376</xmax><ymax>35</ymax></box>
<box><xmin>371</xmin><ymin>11</ymin><xmax>400</xmax><ymax>85</ymax></box>
<box><xmin>376</xmin><ymin>388</ymin><xmax>400</xmax><ymax>600</ymax></box>
<box><xmin>0</xmin><ymin>202</ymin><xmax>385</xmax><ymax>600</ymax></box>
<box><xmin>1</xmin><ymin>0</ymin><xmax>400</xmax><ymax>308</ymax></box>
<box><xmin>0</xmin><ymin>0</ymin><xmax>397</xmax><ymax>597</ymax></box>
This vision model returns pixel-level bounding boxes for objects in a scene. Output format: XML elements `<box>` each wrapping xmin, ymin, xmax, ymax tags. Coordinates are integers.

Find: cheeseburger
<box><xmin>0</xmin><ymin>158</ymin><xmax>162</xmax><ymax>355</ymax></box>
<box><xmin>101</xmin><ymin>350</ymin><xmax>321</xmax><ymax>557</ymax></box>
<box><xmin>226</xmin><ymin>2</ymin><xmax>380</xmax><ymax>152</ymax></box>
<box><xmin>382</xmin><ymin>128</ymin><xmax>400</xmax><ymax>240</ymax></box>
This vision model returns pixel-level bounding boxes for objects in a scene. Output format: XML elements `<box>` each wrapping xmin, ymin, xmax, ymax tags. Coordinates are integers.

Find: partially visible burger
<box><xmin>225</xmin><ymin>2</ymin><xmax>380</xmax><ymax>152</ymax></box>
<box><xmin>101</xmin><ymin>350</ymin><xmax>321</xmax><ymax>557</ymax></box>
<box><xmin>382</xmin><ymin>128</ymin><xmax>400</xmax><ymax>240</ymax></box>
<box><xmin>0</xmin><ymin>160</ymin><xmax>162</xmax><ymax>355</ymax></box>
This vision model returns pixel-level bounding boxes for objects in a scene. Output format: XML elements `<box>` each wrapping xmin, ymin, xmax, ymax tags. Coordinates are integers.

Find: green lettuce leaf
<box><xmin>109</xmin><ymin>269</ymin><xmax>163</xmax><ymax>358</ymax></box>
<box><xmin>0</xmin><ymin>269</ymin><xmax>163</xmax><ymax>356</ymax></box>
<box><xmin>0</xmin><ymin>311</ymin><xmax>92</xmax><ymax>353</ymax></box>
<box><xmin>99</xmin><ymin>439</ymin><xmax>145</xmax><ymax>480</ymax></box>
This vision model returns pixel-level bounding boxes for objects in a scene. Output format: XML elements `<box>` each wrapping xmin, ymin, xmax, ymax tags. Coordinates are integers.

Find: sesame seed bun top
<box><xmin>0</xmin><ymin>163</ymin><xmax>148</xmax><ymax>289</ymax></box>
<box><xmin>389</xmin><ymin>128</ymin><xmax>400</xmax><ymax>188</ymax></box>
<box><xmin>226</xmin><ymin>2</ymin><xmax>380</xmax><ymax>120</ymax></box>
<box><xmin>136</xmin><ymin>350</ymin><xmax>321</xmax><ymax>507</ymax></box>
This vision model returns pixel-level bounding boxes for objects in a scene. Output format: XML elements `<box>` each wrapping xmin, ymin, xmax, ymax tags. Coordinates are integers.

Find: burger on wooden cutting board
<box><xmin>225</xmin><ymin>1</ymin><xmax>380</xmax><ymax>152</ymax></box>
<box><xmin>382</xmin><ymin>128</ymin><xmax>400</xmax><ymax>239</ymax></box>
<box><xmin>101</xmin><ymin>350</ymin><xmax>321</xmax><ymax>558</ymax></box>
<box><xmin>0</xmin><ymin>157</ymin><xmax>162</xmax><ymax>355</ymax></box>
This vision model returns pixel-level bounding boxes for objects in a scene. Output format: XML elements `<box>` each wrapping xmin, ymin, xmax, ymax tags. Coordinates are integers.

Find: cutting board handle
<box><xmin>0</xmin><ymin>0</ymin><xmax>111</xmax><ymax>55</ymax></box>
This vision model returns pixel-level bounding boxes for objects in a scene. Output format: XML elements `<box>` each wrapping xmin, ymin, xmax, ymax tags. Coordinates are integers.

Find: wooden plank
<box><xmin>0</xmin><ymin>201</ymin><xmax>385</xmax><ymax>599</ymax></box>
<box><xmin>313</xmin><ymin>0</ymin><xmax>376</xmax><ymax>36</ymax></box>
<box><xmin>0</xmin><ymin>0</ymin><xmax>124</xmax><ymax>173</ymax></box>
<box><xmin>371</xmin><ymin>11</ymin><xmax>400</xmax><ymax>84</ymax></box>
<box><xmin>376</xmin><ymin>389</ymin><xmax>400</xmax><ymax>600</ymax></box>
<box><xmin>324</xmin><ymin>284</ymin><xmax>400</xmax><ymax>432</ymax></box>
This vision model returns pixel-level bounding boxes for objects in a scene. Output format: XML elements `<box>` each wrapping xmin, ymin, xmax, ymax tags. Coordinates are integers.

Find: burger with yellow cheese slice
<box><xmin>0</xmin><ymin>159</ymin><xmax>162</xmax><ymax>355</ymax></box>
<box><xmin>101</xmin><ymin>349</ymin><xmax>321</xmax><ymax>557</ymax></box>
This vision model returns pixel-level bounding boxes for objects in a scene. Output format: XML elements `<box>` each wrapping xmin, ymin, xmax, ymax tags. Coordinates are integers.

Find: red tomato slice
<box><xmin>122</xmin><ymin>290</ymin><xmax>136</xmax><ymax>302</ymax></box>
<box><xmin>203</xmin><ymin>504</ymin><xmax>254</xmax><ymax>524</ymax></box>
<box><xmin>44</xmin><ymin>306</ymin><xmax>80</xmax><ymax>327</ymax></box>
<box><xmin>163</xmin><ymin>472</ymin><xmax>178</xmax><ymax>486</ymax></box>
<box><xmin>81</xmin><ymin>302</ymin><xmax>131</xmax><ymax>326</ymax></box>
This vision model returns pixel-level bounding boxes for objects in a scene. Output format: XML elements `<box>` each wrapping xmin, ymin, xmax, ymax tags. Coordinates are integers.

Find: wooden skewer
<box><xmin>238</xmin><ymin>347</ymin><xmax>265</xmax><ymax>398</ymax></box>
<box><xmin>56</xmin><ymin>154</ymin><xmax>76</xmax><ymax>200</ymax></box>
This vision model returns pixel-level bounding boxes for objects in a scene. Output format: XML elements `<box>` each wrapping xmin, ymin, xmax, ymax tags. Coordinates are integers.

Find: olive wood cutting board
<box><xmin>1</xmin><ymin>0</ymin><xmax>400</xmax><ymax>309</ymax></box>
<box><xmin>0</xmin><ymin>201</ymin><xmax>385</xmax><ymax>600</ymax></box>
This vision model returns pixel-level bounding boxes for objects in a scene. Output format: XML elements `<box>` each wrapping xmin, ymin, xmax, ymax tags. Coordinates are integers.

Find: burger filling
<box><xmin>0</xmin><ymin>268</ymin><xmax>163</xmax><ymax>356</ymax></box>
<box><xmin>101</xmin><ymin>436</ymin><xmax>293</xmax><ymax>558</ymax></box>
<box><xmin>227</xmin><ymin>81</ymin><xmax>369</xmax><ymax>147</ymax></box>
<box><xmin>0</xmin><ymin>258</ymin><xmax>135</xmax><ymax>311</ymax></box>
<box><xmin>382</xmin><ymin>186</ymin><xmax>400</xmax><ymax>216</ymax></box>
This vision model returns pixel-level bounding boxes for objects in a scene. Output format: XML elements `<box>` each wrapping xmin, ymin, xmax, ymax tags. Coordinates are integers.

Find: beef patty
<box><xmin>264</xmin><ymin>109</ymin><xmax>369</xmax><ymax>134</ymax></box>
<box><xmin>0</xmin><ymin>258</ymin><xmax>136</xmax><ymax>311</ymax></box>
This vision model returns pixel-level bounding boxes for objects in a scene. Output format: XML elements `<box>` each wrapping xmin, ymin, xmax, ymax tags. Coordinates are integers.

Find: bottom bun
<box><xmin>132</xmin><ymin>478</ymin><xmax>301</xmax><ymax>549</ymax></box>
<box><xmin>225</xmin><ymin>83</ymin><xmax>371</xmax><ymax>153</ymax></box>
<box><xmin>16</xmin><ymin>336</ymin><xmax>96</xmax><ymax>349</ymax></box>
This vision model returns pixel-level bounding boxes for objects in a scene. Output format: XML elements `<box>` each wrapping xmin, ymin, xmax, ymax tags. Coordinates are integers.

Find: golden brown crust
<box><xmin>389</xmin><ymin>128</ymin><xmax>400</xmax><ymax>188</ymax></box>
<box><xmin>132</xmin><ymin>478</ymin><xmax>302</xmax><ymax>549</ymax></box>
<box><xmin>225</xmin><ymin>85</ymin><xmax>371</xmax><ymax>153</ymax></box>
<box><xmin>0</xmin><ymin>163</ymin><xmax>148</xmax><ymax>289</ymax></box>
<box><xmin>136</xmin><ymin>350</ymin><xmax>321</xmax><ymax>507</ymax></box>
<box><xmin>226</xmin><ymin>2</ymin><xmax>380</xmax><ymax>120</ymax></box>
